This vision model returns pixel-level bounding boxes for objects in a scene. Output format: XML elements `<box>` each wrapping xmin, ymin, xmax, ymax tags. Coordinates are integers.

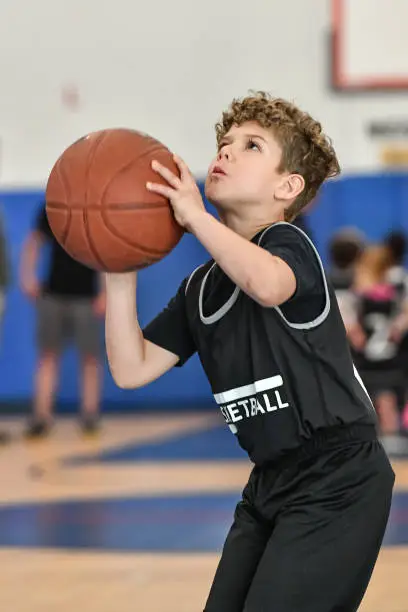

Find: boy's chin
<box><xmin>204</xmin><ymin>187</ymin><xmax>234</xmax><ymax>212</ymax></box>
<box><xmin>205</xmin><ymin>196</ymin><xmax>233</xmax><ymax>215</ymax></box>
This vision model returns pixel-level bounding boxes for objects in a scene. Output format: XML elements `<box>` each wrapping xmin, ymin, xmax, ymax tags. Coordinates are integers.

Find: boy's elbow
<box><xmin>109</xmin><ymin>365</ymin><xmax>142</xmax><ymax>390</ymax></box>
<box><xmin>254</xmin><ymin>290</ymin><xmax>280</xmax><ymax>308</ymax></box>
<box><xmin>250</xmin><ymin>265</ymin><xmax>297</xmax><ymax>307</ymax></box>
<box><xmin>114</xmin><ymin>376</ymin><xmax>138</xmax><ymax>390</ymax></box>
<box><xmin>252</xmin><ymin>282</ymin><xmax>296</xmax><ymax>308</ymax></box>
<box><xmin>247</xmin><ymin>276</ymin><xmax>280</xmax><ymax>307</ymax></box>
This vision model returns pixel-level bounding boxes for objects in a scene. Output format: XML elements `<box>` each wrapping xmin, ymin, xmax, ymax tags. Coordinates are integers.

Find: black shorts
<box><xmin>204</xmin><ymin>424</ymin><xmax>395</xmax><ymax>612</ymax></box>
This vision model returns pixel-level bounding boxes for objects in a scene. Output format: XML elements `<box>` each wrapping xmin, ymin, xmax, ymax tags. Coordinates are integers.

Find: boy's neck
<box><xmin>218</xmin><ymin>209</ymin><xmax>285</xmax><ymax>240</ymax></box>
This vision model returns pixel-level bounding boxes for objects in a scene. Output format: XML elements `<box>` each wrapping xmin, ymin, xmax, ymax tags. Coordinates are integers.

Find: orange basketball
<box><xmin>45</xmin><ymin>128</ymin><xmax>184</xmax><ymax>272</ymax></box>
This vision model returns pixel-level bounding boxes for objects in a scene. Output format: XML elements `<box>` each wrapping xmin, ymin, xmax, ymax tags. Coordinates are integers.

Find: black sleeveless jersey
<box><xmin>144</xmin><ymin>222</ymin><xmax>376</xmax><ymax>466</ymax></box>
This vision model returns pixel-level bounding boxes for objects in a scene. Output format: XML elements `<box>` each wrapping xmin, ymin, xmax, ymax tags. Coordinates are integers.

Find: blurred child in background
<box><xmin>383</xmin><ymin>231</ymin><xmax>408</xmax><ymax>431</ymax></box>
<box><xmin>351</xmin><ymin>245</ymin><xmax>407</xmax><ymax>435</ymax></box>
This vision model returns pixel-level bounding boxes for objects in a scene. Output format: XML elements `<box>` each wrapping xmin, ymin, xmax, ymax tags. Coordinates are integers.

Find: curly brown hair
<box><xmin>215</xmin><ymin>92</ymin><xmax>340</xmax><ymax>222</ymax></box>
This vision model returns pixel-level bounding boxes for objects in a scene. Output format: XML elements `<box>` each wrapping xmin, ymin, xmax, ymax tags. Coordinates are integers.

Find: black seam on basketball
<box><xmin>85</xmin><ymin>131</ymin><xmax>107</xmax><ymax>208</ymax></box>
<box><xmin>45</xmin><ymin>201</ymin><xmax>167</xmax><ymax>210</ymax></box>
<box><xmin>100</xmin><ymin>207</ymin><xmax>169</xmax><ymax>258</ymax></box>
<box><xmin>61</xmin><ymin>205</ymin><xmax>75</xmax><ymax>251</ymax></box>
<box><xmin>100</xmin><ymin>143</ymin><xmax>170</xmax><ymax>209</ymax></box>
<box><xmin>83</xmin><ymin>207</ymin><xmax>106</xmax><ymax>269</ymax></box>
<box><xmin>63</xmin><ymin>207</ymin><xmax>72</xmax><ymax>246</ymax></box>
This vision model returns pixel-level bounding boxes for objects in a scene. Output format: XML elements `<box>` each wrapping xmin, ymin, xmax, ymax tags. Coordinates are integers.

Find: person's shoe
<box><xmin>24</xmin><ymin>419</ymin><xmax>51</xmax><ymax>440</ymax></box>
<box><xmin>0</xmin><ymin>431</ymin><xmax>11</xmax><ymax>444</ymax></box>
<box><xmin>80</xmin><ymin>416</ymin><xmax>100</xmax><ymax>437</ymax></box>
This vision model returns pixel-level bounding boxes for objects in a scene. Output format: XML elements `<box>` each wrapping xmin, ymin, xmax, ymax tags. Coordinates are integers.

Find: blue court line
<box><xmin>0</xmin><ymin>493</ymin><xmax>239</xmax><ymax>552</ymax></box>
<box><xmin>0</xmin><ymin>490</ymin><xmax>405</xmax><ymax>552</ymax></box>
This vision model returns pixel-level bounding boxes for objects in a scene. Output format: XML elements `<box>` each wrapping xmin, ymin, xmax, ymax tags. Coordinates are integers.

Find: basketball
<box><xmin>45</xmin><ymin>128</ymin><xmax>184</xmax><ymax>272</ymax></box>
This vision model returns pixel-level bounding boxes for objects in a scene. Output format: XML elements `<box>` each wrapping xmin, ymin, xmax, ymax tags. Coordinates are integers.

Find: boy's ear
<box><xmin>275</xmin><ymin>174</ymin><xmax>305</xmax><ymax>202</ymax></box>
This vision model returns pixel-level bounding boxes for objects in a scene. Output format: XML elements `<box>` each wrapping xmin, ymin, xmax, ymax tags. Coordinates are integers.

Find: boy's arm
<box><xmin>105</xmin><ymin>272</ymin><xmax>195</xmax><ymax>389</ymax></box>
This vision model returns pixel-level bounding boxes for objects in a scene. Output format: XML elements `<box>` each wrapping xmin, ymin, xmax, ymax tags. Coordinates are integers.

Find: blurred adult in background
<box><xmin>351</xmin><ymin>245</ymin><xmax>407</xmax><ymax>435</ymax></box>
<box><xmin>383</xmin><ymin>230</ymin><xmax>408</xmax><ymax>430</ymax></box>
<box><xmin>326</xmin><ymin>227</ymin><xmax>365</xmax><ymax>331</ymax></box>
<box><xmin>20</xmin><ymin>203</ymin><xmax>105</xmax><ymax>439</ymax></box>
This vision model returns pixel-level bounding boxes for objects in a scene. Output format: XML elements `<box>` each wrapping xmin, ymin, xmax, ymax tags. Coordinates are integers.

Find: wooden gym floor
<box><xmin>0</xmin><ymin>412</ymin><xmax>407</xmax><ymax>612</ymax></box>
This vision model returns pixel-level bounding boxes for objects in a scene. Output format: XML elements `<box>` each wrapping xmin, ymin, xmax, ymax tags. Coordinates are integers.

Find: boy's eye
<box><xmin>246</xmin><ymin>139</ymin><xmax>260</xmax><ymax>151</ymax></box>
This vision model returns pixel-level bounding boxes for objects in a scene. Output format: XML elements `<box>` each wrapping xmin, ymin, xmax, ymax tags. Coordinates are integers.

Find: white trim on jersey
<box><xmin>258</xmin><ymin>222</ymin><xmax>331</xmax><ymax>330</ymax></box>
<box><xmin>199</xmin><ymin>262</ymin><xmax>240</xmax><ymax>325</ymax></box>
<box><xmin>353</xmin><ymin>363</ymin><xmax>375</xmax><ymax>411</ymax></box>
<box><xmin>185</xmin><ymin>264</ymin><xmax>205</xmax><ymax>295</ymax></box>
<box><xmin>197</xmin><ymin>222</ymin><xmax>330</xmax><ymax>327</ymax></box>
<box><xmin>213</xmin><ymin>375</ymin><xmax>283</xmax><ymax>404</ymax></box>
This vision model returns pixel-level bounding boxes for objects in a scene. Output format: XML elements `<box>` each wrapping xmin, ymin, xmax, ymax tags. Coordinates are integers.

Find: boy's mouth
<box><xmin>212</xmin><ymin>165</ymin><xmax>227</xmax><ymax>176</ymax></box>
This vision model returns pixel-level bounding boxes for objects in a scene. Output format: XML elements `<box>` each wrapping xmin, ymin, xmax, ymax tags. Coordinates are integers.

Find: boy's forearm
<box><xmin>189</xmin><ymin>212</ymin><xmax>295</xmax><ymax>306</ymax></box>
<box><xmin>105</xmin><ymin>273</ymin><xmax>145</xmax><ymax>383</ymax></box>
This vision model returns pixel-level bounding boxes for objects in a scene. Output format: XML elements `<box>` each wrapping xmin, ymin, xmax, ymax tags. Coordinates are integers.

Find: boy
<box><xmin>105</xmin><ymin>93</ymin><xmax>394</xmax><ymax>611</ymax></box>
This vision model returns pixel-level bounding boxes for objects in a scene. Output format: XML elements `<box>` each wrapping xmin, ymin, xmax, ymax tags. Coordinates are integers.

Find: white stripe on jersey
<box><xmin>213</xmin><ymin>375</ymin><xmax>283</xmax><ymax>404</ymax></box>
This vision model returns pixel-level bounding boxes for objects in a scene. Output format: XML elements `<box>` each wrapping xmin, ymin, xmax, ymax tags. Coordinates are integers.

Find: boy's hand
<box><xmin>146</xmin><ymin>155</ymin><xmax>206</xmax><ymax>231</ymax></box>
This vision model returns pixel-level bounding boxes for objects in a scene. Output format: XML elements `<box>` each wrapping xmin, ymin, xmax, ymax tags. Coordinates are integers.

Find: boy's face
<box><xmin>205</xmin><ymin>121</ymin><xmax>296</xmax><ymax>214</ymax></box>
